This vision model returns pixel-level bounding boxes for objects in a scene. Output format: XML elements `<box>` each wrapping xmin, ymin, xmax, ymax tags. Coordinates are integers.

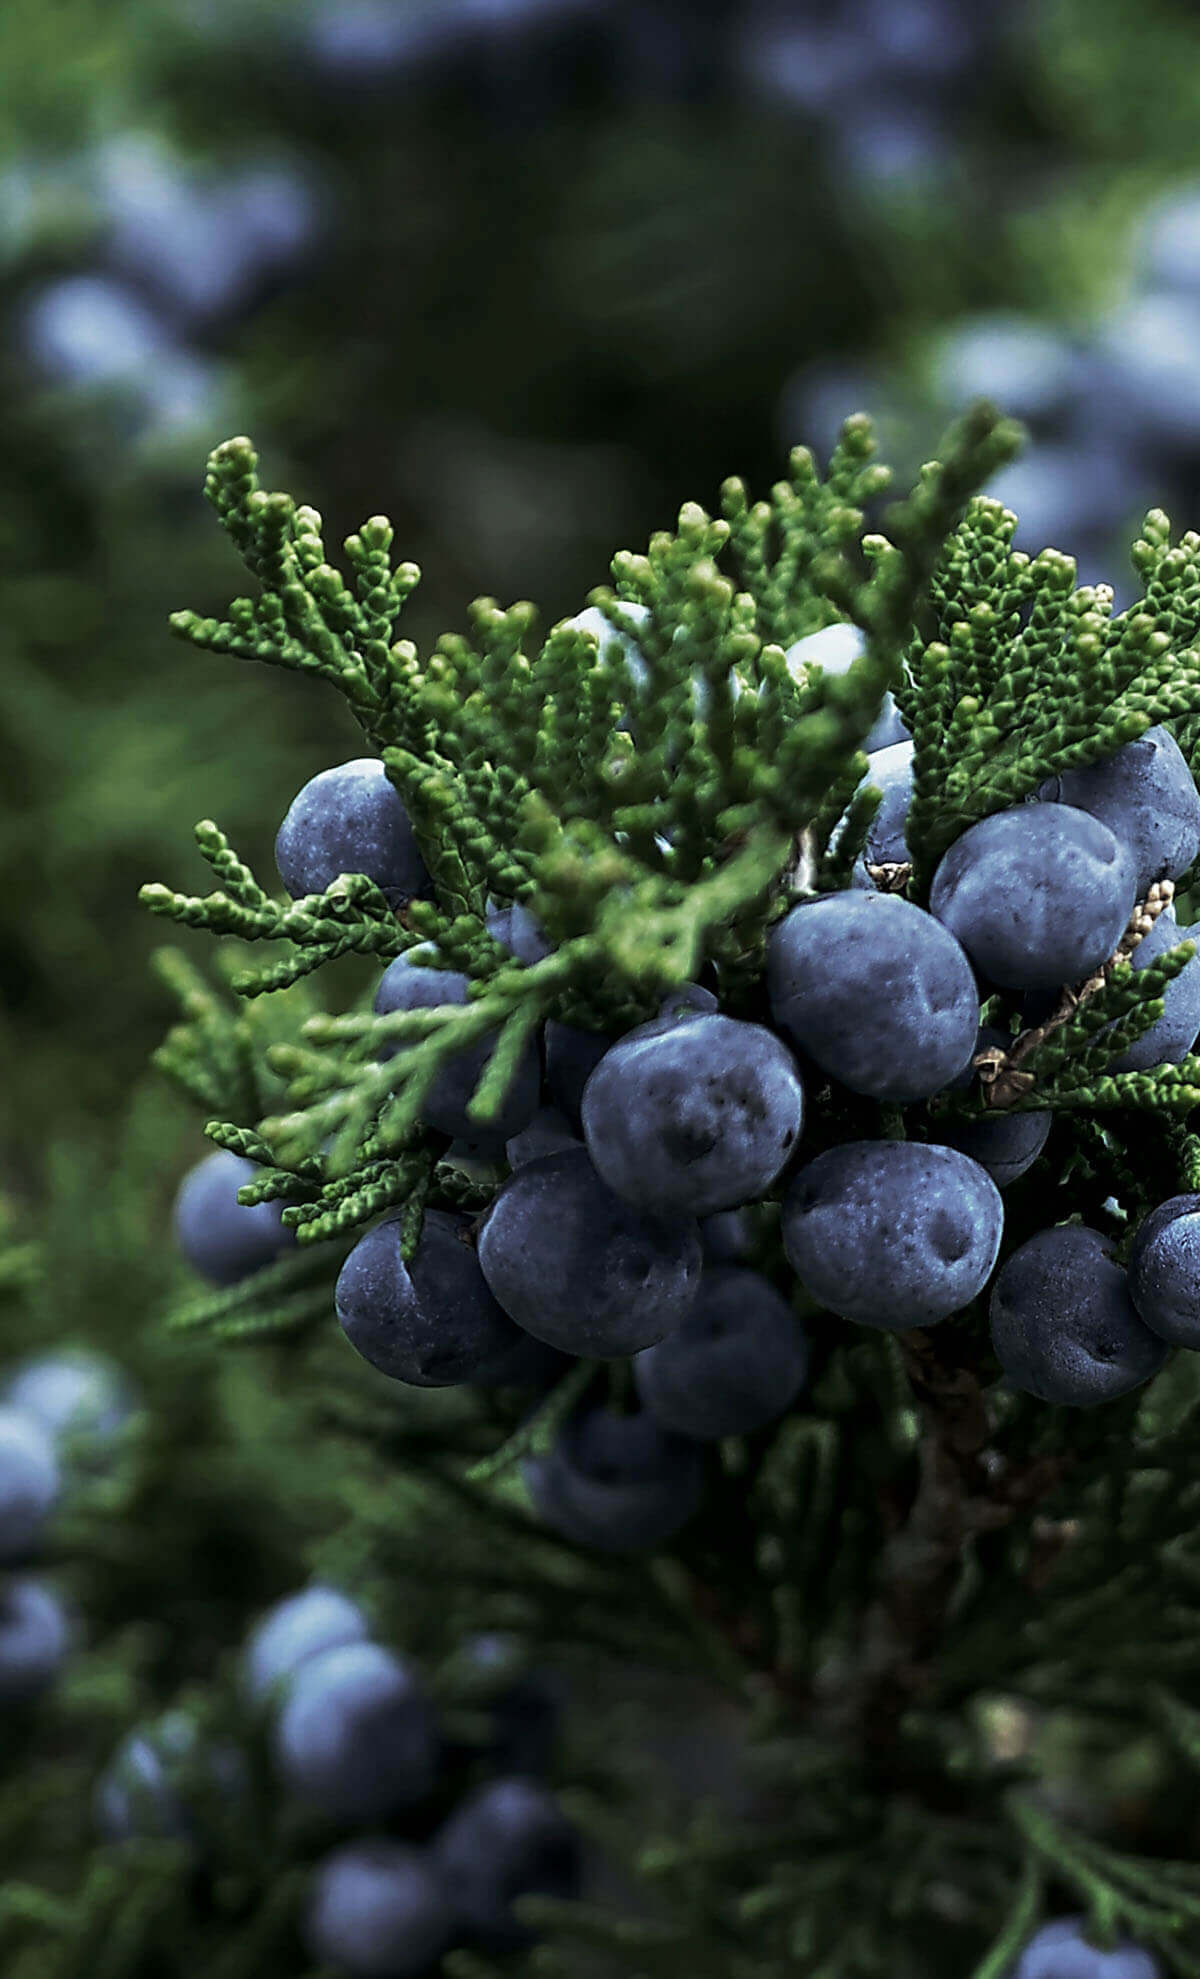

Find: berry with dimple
<box><xmin>1103</xmin><ymin>909</ymin><xmax>1200</xmax><ymax>1072</ymax></box>
<box><xmin>580</xmin><ymin>1012</ymin><xmax>805</xmax><ymax>1217</ymax></box>
<box><xmin>275</xmin><ymin>758</ymin><xmax>430</xmax><ymax>906</ymax></box>
<box><xmin>929</xmin><ymin>803</ymin><xmax>1137</xmax><ymax>991</ymax></box>
<box><xmin>1011</xmin><ymin>1914</ymin><xmax>1161</xmax><ymax>1979</ymax></box>
<box><xmin>767</xmin><ymin>890</ymin><xmax>978</xmax><ymax>1102</ymax></box>
<box><xmin>243</xmin><ymin>1583</ymin><xmax>370</xmax><ymax>1708</ymax></box>
<box><xmin>272</xmin><ymin>1640</ymin><xmax>439</xmax><ymax>1821</ymax></box>
<box><xmin>335</xmin><ymin>1210</ymin><xmax>532</xmax><ymax>1388</ymax></box>
<box><xmin>434</xmin><ymin>1776</ymin><xmax>582</xmax><ymax>1952</ymax></box>
<box><xmin>477</xmin><ymin>1146</ymin><xmax>702</xmax><ymax>1357</ymax></box>
<box><xmin>0</xmin><ymin>1579</ymin><xmax>70</xmax><ymax>1702</ymax></box>
<box><xmin>1129</xmin><ymin>1195</ymin><xmax>1200</xmax><ymax>1348</ymax></box>
<box><xmin>989</xmin><ymin>1226</ymin><xmax>1168</xmax><ymax>1406</ymax></box>
<box><xmin>785</xmin><ymin>622</ymin><xmax>908</xmax><ymax>752</ymax></box>
<box><xmin>173</xmin><ymin>1149</ymin><xmax>295</xmax><ymax>1287</ymax></box>
<box><xmin>782</xmin><ymin>1141</ymin><xmax>1003</xmax><ymax>1330</ymax></box>
<box><xmin>634</xmin><ymin>1266</ymin><xmax>809</xmax><ymax>1439</ymax></box>
<box><xmin>373</xmin><ymin>952</ymin><xmax>541</xmax><ymax>1144</ymax></box>
<box><xmin>5</xmin><ymin>1350</ymin><xmax>133</xmax><ymax>1444</ymax></box>
<box><xmin>304</xmin><ymin>1840</ymin><xmax>458</xmax><ymax>1979</ymax></box>
<box><xmin>0</xmin><ymin>1410</ymin><xmax>59</xmax><ymax>1563</ymax></box>
<box><xmin>524</xmin><ymin>1405</ymin><xmax>704</xmax><ymax>1552</ymax></box>
<box><xmin>1039</xmin><ymin>724</ymin><xmax>1200</xmax><ymax>897</ymax></box>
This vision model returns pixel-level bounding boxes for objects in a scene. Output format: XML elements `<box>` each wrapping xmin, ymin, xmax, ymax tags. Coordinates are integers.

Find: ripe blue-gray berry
<box><xmin>304</xmin><ymin>1840</ymin><xmax>457</xmax><ymax>1979</ymax></box>
<box><xmin>0</xmin><ymin>1410</ymin><xmax>59</xmax><ymax>1562</ymax></box>
<box><xmin>929</xmin><ymin>803</ymin><xmax>1137</xmax><ymax>990</ymax></box>
<box><xmin>275</xmin><ymin>758</ymin><xmax>430</xmax><ymax>906</ymax></box>
<box><xmin>458</xmin><ymin>1634</ymin><xmax>562</xmax><ymax>1777</ymax></box>
<box><xmin>782</xmin><ymin>1142</ymin><xmax>1003</xmax><ymax>1330</ymax></box>
<box><xmin>486</xmin><ymin>895</ymin><xmax>554</xmax><ymax>964</ymax></box>
<box><xmin>989</xmin><ymin>1226</ymin><xmax>1168</xmax><ymax>1406</ymax></box>
<box><xmin>1128</xmin><ymin>1195</ymin><xmax>1200</xmax><ymax>1348</ymax></box>
<box><xmin>941</xmin><ymin>1107</ymin><xmax>1051</xmax><ymax>1189</ymax></box>
<box><xmin>785</xmin><ymin>622</ymin><xmax>908</xmax><ymax>753</ymax></box>
<box><xmin>1012</xmin><ymin>1915</ymin><xmax>1161</xmax><ymax>1979</ymax></box>
<box><xmin>1039</xmin><ymin>725</ymin><xmax>1200</xmax><ymax>896</ymax></box>
<box><xmin>4</xmin><ymin>1350</ymin><xmax>133</xmax><ymax>1444</ymax></box>
<box><xmin>335</xmin><ymin>1210</ymin><xmax>532</xmax><ymax>1387</ymax></box>
<box><xmin>580</xmin><ymin>1012</ymin><xmax>805</xmax><ymax>1217</ymax></box>
<box><xmin>767</xmin><ymin>891</ymin><xmax>978</xmax><ymax>1102</ymax></box>
<box><xmin>657</xmin><ymin>981</ymin><xmax>720</xmax><ymax>1022</ymax></box>
<box><xmin>0</xmin><ymin>1578</ymin><xmax>70</xmax><ymax>1702</ymax></box>
<box><xmin>243</xmin><ymin>1584</ymin><xmax>369</xmax><ymax>1708</ymax></box>
<box><xmin>505</xmin><ymin>1105</ymin><xmax>581</xmax><ymax>1169</ymax></box>
<box><xmin>940</xmin><ymin>1033</ymin><xmax>1052</xmax><ymax>1187</ymax></box>
<box><xmin>523</xmin><ymin>1406</ymin><xmax>704</xmax><ymax>1553</ymax></box>
<box><xmin>544</xmin><ymin>1019</ymin><xmax>617</xmax><ymax>1132</ymax></box>
<box><xmin>434</xmin><ymin>1777</ymin><xmax>582</xmax><ymax>1952</ymax></box>
<box><xmin>477</xmin><ymin>1147</ymin><xmax>702</xmax><ymax>1357</ymax></box>
<box><xmin>373</xmin><ymin>953</ymin><xmax>541</xmax><ymax>1144</ymax></box>
<box><xmin>1104</xmin><ymin>910</ymin><xmax>1200</xmax><ymax>1072</ymax></box>
<box><xmin>272</xmin><ymin>1641</ymin><xmax>439</xmax><ymax>1820</ymax></box>
<box><xmin>96</xmin><ymin>1711</ymin><xmax>243</xmax><ymax>1843</ymax></box>
<box><xmin>633</xmin><ymin>1266</ymin><xmax>809</xmax><ymax>1439</ymax></box>
<box><xmin>856</xmin><ymin>738</ymin><xmax>915</xmax><ymax>877</ymax></box>
<box><xmin>700</xmin><ymin>1206</ymin><xmax>757</xmax><ymax>1264</ymax></box>
<box><xmin>173</xmin><ymin>1149</ymin><xmax>294</xmax><ymax>1287</ymax></box>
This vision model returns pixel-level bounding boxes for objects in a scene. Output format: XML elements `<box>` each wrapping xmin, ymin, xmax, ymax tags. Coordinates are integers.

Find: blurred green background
<box><xmin>7</xmin><ymin>0</ymin><xmax>1200</xmax><ymax>1200</ymax></box>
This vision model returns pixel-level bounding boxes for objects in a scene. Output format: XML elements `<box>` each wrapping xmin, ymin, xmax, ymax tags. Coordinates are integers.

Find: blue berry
<box><xmin>580</xmin><ymin>1012</ymin><xmax>805</xmax><ymax>1217</ymax></box>
<box><xmin>478</xmin><ymin>1147</ymin><xmax>702</xmax><ymax>1357</ymax></box>
<box><xmin>544</xmin><ymin>1019</ymin><xmax>618</xmax><ymax>1132</ymax></box>
<box><xmin>990</xmin><ymin>1227</ymin><xmax>1168</xmax><ymax>1406</ymax></box>
<box><xmin>336</xmin><ymin>1210</ymin><xmax>532</xmax><ymax>1388</ymax></box>
<box><xmin>1096</xmin><ymin>291</ymin><xmax>1200</xmax><ymax>452</ymax></box>
<box><xmin>5</xmin><ymin>1350</ymin><xmax>133</xmax><ymax>1443</ymax></box>
<box><xmin>1040</xmin><ymin>726</ymin><xmax>1200</xmax><ymax>897</ymax></box>
<box><xmin>1013</xmin><ymin>1915</ymin><xmax>1161</xmax><ymax>1979</ymax></box>
<box><xmin>700</xmin><ymin>1206</ymin><xmax>757</xmax><ymax>1264</ymax></box>
<box><xmin>23</xmin><ymin>273</ymin><xmax>216</xmax><ymax>437</ymax></box>
<box><xmin>459</xmin><ymin>1634</ymin><xmax>562</xmax><ymax>1777</ymax></box>
<box><xmin>785</xmin><ymin>623</ymin><xmax>909</xmax><ymax>753</ymax></box>
<box><xmin>782</xmin><ymin>1142</ymin><xmax>1003</xmax><ymax>1330</ymax></box>
<box><xmin>523</xmin><ymin>1406</ymin><xmax>704</xmax><ymax>1553</ymax></box>
<box><xmin>275</xmin><ymin>759</ymin><xmax>430</xmax><ymax>907</ymax></box>
<box><xmin>940</xmin><ymin>1032</ymin><xmax>1053</xmax><ymax>1187</ymax></box>
<box><xmin>1105</xmin><ymin>910</ymin><xmax>1200</xmax><ymax>1072</ymax></box>
<box><xmin>657</xmin><ymin>981</ymin><xmax>720</xmax><ymax>1022</ymax></box>
<box><xmin>1129</xmin><ymin>1195</ymin><xmax>1200</xmax><ymax>1348</ymax></box>
<box><xmin>505</xmin><ymin>1105</ymin><xmax>581</xmax><ymax>1169</ymax></box>
<box><xmin>0</xmin><ymin>1410</ymin><xmax>59</xmax><ymax>1562</ymax></box>
<box><xmin>305</xmin><ymin>1839</ymin><xmax>457</xmax><ymax>1979</ymax></box>
<box><xmin>173</xmin><ymin>1149</ymin><xmax>295</xmax><ymax>1287</ymax></box>
<box><xmin>486</xmin><ymin>895</ymin><xmax>554</xmax><ymax>964</ymax></box>
<box><xmin>941</xmin><ymin>1107</ymin><xmax>1051</xmax><ymax>1189</ymax></box>
<box><xmin>767</xmin><ymin>891</ymin><xmax>978</xmax><ymax>1102</ymax></box>
<box><xmin>856</xmin><ymin>738</ymin><xmax>915</xmax><ymax>876</ymax></box>
<box><xmin>634</xmin><ymin>1265</ymin><xmax>809</xmax><ymax>1439</ymax></box>
<box><xmin>374</xmin><ymin>953</ymin><xmax>541</xmax><ymax>1144</ymax></box>
<box><xmin>564</xmin><ymin>602</ymin><xmax>650</xmax><ymax>691</ymax></box>
<box><xmin>272</xmin><ymin>1641</ymin><xmax>439</xmax><ymax>1820</ymax></box>
<box><xmin>243</xmin><ymin>1584</ymin><xmax>369</xmax><ymax>1708</ymax></box>
<box><xmin>96</xmin><ymin>1711</ymin><xmax>243</xmax><ymax>1843</ymax></box>
<box><xmin>0</xmin><ymin>1579</ymin><xmax>70</xmax><ymax>1702</ymax></box>
<box><xmin>434</xmin><ymin>1777</ymin><xmax>582</xmax><ymax>1952</ymax></box>
<box><xmin>930</xmin><ymin>313</ymin><xmax>1079</xmax><ymax>432</ymax></box>
<box><xmin>1135</xmin><ymin>181</ymin><xmax>1200</xmax><ymax>297</ymax></box>
<box><xmin>929</xmin><ymin>804</ymin><xmax>1137</xmax><ymax>991</ymax></box>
